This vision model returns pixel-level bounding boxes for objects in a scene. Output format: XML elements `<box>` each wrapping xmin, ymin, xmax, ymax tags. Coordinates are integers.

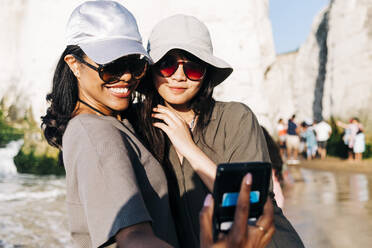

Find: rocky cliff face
<box><xmin>323</xmin><ymin>0</ymin><xmax>372</xmax><ymax>128</ymax></box>
<box><xmin>265</xmin><ymin>0</ymin><xmax>372</xmax><ymax>133</ymax></box>
<box><xmin>2</xmin><ymin>0</ymin><xmax>370</xmax><ymax>135</ymax></box>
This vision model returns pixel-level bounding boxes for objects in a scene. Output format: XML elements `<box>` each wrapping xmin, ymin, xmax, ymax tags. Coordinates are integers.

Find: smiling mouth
<box><xmin>108</xmin><ymin>87</ymin><xmax>129</xmax><ymax>94</ymax></box>
<box><xmin>105</xmin><ymin>84</ymin><xmax>133</xmax><ymax>98</ymax></box>
<box><xmin>169</xmin><ymin>86</ymin><xmax>187</xmax><ymax>90</ymax></box>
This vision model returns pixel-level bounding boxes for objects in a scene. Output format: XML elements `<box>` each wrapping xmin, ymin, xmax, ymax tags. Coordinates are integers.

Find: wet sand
<box><xmin>297</xmin><ymin>157</ymin><xmax>372</xmax><ymax>174</ymax></box>
<box><xmin>282</xmin><ymin>158</ymin><xmax>372</xmax><ymax>248</ymax></box>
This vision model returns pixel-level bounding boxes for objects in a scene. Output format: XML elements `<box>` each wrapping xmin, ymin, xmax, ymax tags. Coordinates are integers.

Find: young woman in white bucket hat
<box><xmin>132</xmin><ymin>14</ymin><xmax>304</xmax><ymax>248</ymax></box>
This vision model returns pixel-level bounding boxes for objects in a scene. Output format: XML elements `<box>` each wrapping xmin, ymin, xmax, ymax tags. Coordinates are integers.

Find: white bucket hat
<box><xmin>147</xmin><ymin>14</ymin><xmax>233</xmax><ymax>86</ymax></box>
<box><xmin>65</xmin><ymin>0</ymin><xmax>152</xmax><ymax>64</ymax></box>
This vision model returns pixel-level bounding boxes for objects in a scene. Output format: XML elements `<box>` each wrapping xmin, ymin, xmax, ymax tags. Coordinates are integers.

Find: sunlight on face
<box><xmin>152</xmin><ymin>50</ymin><xmax>204</xmax><ymax>109</ymax></box>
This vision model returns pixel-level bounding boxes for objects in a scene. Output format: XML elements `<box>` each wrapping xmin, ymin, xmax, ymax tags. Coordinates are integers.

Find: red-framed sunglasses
<box><xmin>156</xmin><ymin>56</ymin><xmax>207</xmax><ymax>81</ymax></box>
<box><xmin>72</xmin><ymin>55</ymin><xmax>148</xmax><ymax>83</ymax></box>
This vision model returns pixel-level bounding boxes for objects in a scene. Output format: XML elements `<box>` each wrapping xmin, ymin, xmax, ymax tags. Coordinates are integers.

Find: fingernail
<box><xmin>245</xmin><ymin>173</ymin><xmax>252</xmax><ymax>185</ymax></box>
<box><xmin>204</xmin><ymin>194</ymin><xmax>212</xmax><ymax>207</ymax></box>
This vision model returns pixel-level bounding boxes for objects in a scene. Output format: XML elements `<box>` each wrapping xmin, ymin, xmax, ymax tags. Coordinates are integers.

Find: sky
<box><xmin>269</xmin><ymin>0</ymin><xmax>330</xmax><ymax>54</ymax></box>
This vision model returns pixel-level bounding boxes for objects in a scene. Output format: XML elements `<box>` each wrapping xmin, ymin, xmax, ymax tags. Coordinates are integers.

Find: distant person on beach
<box><xmin>300</xmin><ymin>122</ymin><xmax>317</xmax><ymax>160</ymax></box>
<box><xmin>337</xmin><ymin>118</ymin><xmax>360</xmax><ymax>161</ymax></box>
<box><xmin>314</xmin><ymin>119</ymin><xmax>332</xmax><ymax>159</ymax></box>
<box><xmin>286</xmin><ymin>115</ymin><xmax>300</xmax><ymax>164</ymax></box>
<box><xmin>40</xmin><ymin>2</ymin><xmax>275</xmax><ymax>248</ymax></box>
<box><xmin>352</xmin><ymin>118</ymin><xmax>365</xmax><ymax>161</ymax></box>
<box><xmin>277</xmin><ymin>118</ymin><xmax>287</xmax><ymax>160</ymax></box>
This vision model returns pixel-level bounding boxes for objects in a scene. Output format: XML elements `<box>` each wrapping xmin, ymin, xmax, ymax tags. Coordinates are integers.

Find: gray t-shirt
<box><xmin>62</xmin><ymin>114</ymin><xmax>179</xmax><ymax>248</ymax></box>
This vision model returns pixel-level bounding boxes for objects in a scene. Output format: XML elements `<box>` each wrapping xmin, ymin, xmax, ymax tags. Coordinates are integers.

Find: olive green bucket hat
<box><xmin>147</xmin><ymin>14</ymin><xmax>233</xmax><ymax>86</ymax></box>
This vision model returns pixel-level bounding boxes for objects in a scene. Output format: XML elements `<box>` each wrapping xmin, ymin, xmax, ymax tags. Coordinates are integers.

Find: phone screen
<box><xmin>212</xmin><ymin>162</ymin><xmax>271</xmax><ymax>234</ymax></box>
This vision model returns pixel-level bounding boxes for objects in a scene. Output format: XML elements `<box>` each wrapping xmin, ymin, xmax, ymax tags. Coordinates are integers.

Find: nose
<box><xmin>120</xmin><ymin>70</ymin><xmax>132</xmax><ymax>82</ymax></box>
<box><xmin>171</xmin><ymin>64</ymin><xmax>187</xmax><ymax>82</ymax></box>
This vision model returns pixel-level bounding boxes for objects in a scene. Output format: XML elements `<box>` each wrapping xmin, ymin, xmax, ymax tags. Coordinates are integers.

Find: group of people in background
<box><xmin>276</xmin><ymin>115</ymin><xmax>366</xmax><ymax>163</ymax></box>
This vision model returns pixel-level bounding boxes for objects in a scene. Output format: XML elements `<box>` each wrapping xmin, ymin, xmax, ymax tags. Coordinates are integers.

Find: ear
<box><xmin>64</xmin><ymin>55</ymin><xmax>80</xmax><ymax>78</ymax></box>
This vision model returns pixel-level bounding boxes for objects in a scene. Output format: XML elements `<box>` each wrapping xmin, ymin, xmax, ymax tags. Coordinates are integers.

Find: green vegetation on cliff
<box><xmin>0</xmin><ymin>109</ymin><xmax>23</xmax><ymax>147</ymax></box>
<box><xmin>14</xmin><ymin>149</ymin><xmax>64</xmax><ymax>175</ymax></box>
<box><xmin>0</xmin><ymin>100</ymin><xmax>63</xmax><ymax>175</ymax></box>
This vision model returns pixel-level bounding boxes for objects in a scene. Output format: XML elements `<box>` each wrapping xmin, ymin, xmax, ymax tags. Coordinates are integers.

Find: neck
<box><xmin>164</xmin><ymin>102</ymin><xmax>195</xmax><ymax>124</ymax></box>
<box><xmin>76</xmin><ymin>99</ymin><xmax>122</xmax><ymax>120</ymax></box>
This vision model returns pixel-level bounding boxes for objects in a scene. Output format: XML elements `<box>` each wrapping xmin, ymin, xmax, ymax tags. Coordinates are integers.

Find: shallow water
<box><xmin>282</xmin><ymin>167</ymin><xmax>372</xmax><ymax>248</ymax></box>
<box><xmin>1</xmin><ymin>167</ymin><xmax>372</xmax><ymax>247</ymax></box>
<box><xmin>0</xmin><ymin>174</ymin><xmax>71</xmax><ymax>248</ymax></box>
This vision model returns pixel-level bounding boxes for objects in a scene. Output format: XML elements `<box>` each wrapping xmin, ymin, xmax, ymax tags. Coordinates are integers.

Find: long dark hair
<box><xmin>41</xmin><ymin>45</ymin><xmax>84</xmax><ymax>149</ymax></box>
<box><xmin>132</xmin><ymin>50</ymin><xmax>216</xmax><ymax>165</ymax></box>
<box><xmin>261</xmin><ymin>126</ymin><xmax>283</xmax><ymax>182</ymax></box>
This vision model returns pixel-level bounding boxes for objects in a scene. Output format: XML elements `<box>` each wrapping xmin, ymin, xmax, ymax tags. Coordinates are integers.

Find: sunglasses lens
<box><xmin>101</xmin><ymin>58</ymin><xmax>148</xmax><ymax>83</ymax></box>
<box><xmin>130</xmin><ymin>59</ymin><xmax>148</xmax><ymax>79</ymax></box>
<box><xmin>158</xmin><ymin>58</ymin><xmax>178</xmax><ymax>77</ymax></box>
<box><xmin>184</xmin><ymin>62</ymin><xmax>206</xmax><ymax>80</ymax></box>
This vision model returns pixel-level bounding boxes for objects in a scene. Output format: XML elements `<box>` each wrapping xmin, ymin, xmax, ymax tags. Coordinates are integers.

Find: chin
<box><xmin>109</xmin><ymin>101</ymin><xmax>131</xmax><ymax>112</ymax></box>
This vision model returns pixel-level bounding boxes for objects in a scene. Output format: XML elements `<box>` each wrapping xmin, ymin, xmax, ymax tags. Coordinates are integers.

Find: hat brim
<box><xmin>80</xmin><ymin>38</ymin><xmax>153</xmax><ymax>65</ymax></box>
<box><xmin>149</xmin><ymin>44</ymin><xmax>233</xmax><ymax>86</ymax></box>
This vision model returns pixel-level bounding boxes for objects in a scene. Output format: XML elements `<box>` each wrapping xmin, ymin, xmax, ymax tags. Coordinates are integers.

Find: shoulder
<box><xmin>213</xmin><ymin>101</ymin><xmax>255</xmax><ymax>120</ymax></box>
<box><xmin>64</xmin><ymin>114</ymin><xmax>124</xmax><ymax>146</ymax></box>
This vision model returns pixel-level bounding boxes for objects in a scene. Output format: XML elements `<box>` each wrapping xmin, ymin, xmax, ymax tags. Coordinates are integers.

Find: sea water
<box><xmin>0</xmin><ymin>141</ymin><xmax>71</xmax><ymax>248</ymax></box>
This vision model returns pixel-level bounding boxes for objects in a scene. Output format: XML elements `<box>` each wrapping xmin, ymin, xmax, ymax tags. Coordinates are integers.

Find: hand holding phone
<box><xmin>212</xmin><ymin>162</ymin><xmax>271</xmax><ymax>236</ymax></box>
<box><xmin>199</xmin><ymin>173</ymin><xmax>275</xmax><ymax>248</ymax></box>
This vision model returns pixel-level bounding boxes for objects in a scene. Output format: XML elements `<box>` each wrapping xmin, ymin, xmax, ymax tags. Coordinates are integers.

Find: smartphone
<box><xmin>212</xmin><ymin>161</ymin><xmax>271</xmax><ymax>237</ymax></box>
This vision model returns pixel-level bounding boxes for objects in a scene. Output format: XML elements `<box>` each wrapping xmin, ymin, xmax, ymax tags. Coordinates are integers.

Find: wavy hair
<box><xmin>131</xmin><ymin>50</ymin><xmax>216</xmax><ymax>165</ymax></box>
<box><xmin>41</xmin><ymin>45</ymin><xmax>84</xmax><ymax>149</ymax></box>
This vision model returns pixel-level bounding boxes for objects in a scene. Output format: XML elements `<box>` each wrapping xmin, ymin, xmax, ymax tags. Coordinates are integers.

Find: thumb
<box><xmin>200</xmin><ymin>194</ymin><xmax>214</xmax><ymax>248</ymax></box>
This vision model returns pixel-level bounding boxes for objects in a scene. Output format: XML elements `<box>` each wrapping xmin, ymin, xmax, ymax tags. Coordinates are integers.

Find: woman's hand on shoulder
<box><xmin>199</xmin><ymin>173</ymin><xmax>275</xmax><ymax>248</ymax></box>
<box><xmin>152</xmin><ymin>104</ymin><xmax>197</xmax><ymax>156</ymax></box>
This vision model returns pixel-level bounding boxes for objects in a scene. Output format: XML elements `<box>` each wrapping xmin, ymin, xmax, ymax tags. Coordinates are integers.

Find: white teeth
<box><xmin>109</xmin><ymin>87</ymin><xmax>129</xmax><ymax>94</ymax></box>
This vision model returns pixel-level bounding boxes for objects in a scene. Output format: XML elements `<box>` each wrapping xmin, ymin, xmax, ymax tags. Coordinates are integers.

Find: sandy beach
<box><xmin>294</xmin><ymin>157</ymin><xmax>372</xmax><ymax>174</ymax></box>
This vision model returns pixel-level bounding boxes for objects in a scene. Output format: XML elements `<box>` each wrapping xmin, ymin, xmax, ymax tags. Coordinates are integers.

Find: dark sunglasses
<box><xmin>72</xmin><ymin>55</ymin><xmax>148</xmax><ymax>83</ymax></box>
<box><xmin>156</xmin><ymin>56</ymin><xmax>206</xmax><ymax>81</ymax></box>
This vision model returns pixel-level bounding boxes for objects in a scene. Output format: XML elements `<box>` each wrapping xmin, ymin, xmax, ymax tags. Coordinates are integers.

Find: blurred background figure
<box><xmin>277</xmin><ymin>118</ymin><xmax>287</xmax><ymax>160</ymax></box>
<box><xmin>286</xmin><ymin>115</ymin><xmax>300</xmax><ymax>164</ymax></box>
<box><xmin>300</xmin><ymin>121</ymin><xmax>318</xmax><ymax>160</ymax></box>
<box><xmin>352</xmin><ymin>118</ymin><xmax>365</xmax><ymax>161</ymax></box>
<box><xmin>314</xmin><ymin>119</ymin><xmax>332</xmax><ymax>159</ymax></box>
<box><xmin>337</xmin><ymin>118</ymin><xmax>360</xmax><ymax>161</ymax></box>
<box><xmin>261</xmin><ymin>127</ymin><xmax>285</xmax><ymax>208</ymax></box>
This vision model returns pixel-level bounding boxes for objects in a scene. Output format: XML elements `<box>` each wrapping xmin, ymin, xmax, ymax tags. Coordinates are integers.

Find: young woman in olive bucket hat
<box><xmin>132</xmin><ymin>14</ymin><xmax>305</xmax><ymax>248</ymax></box>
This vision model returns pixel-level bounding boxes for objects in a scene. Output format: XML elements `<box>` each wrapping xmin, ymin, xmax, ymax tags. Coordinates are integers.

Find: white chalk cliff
<box><xmin>1</xmin><ymin>0</ymin><xmax>370</xmax><ymax>133</ymax></box>
<box><xmin>264</xmin><ymin>0</ymin><xmax>372</xmax><ymax>132</ymax></box>
<box><xmin>0</xmin><ymin>0</ymin><xmax>274</xmax><ymax>128</ymax></box>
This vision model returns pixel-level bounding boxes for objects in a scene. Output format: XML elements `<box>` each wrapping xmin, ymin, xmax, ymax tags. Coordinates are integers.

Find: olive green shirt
<box><xmin>168</xmin><ymin>101</ymin><xmax>303</xmax><ymax>248</ymax></box>
<box><xmin>63</xmin><ymin>114</ymin><xmax>179</xmax><ymax>248</ymax></box>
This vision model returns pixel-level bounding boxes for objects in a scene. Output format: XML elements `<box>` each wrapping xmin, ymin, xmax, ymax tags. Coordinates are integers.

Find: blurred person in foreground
<box><xmin>261</xmin><ymin>127</ymin><xmax>285</xmax><ymax>208</ymax></box>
